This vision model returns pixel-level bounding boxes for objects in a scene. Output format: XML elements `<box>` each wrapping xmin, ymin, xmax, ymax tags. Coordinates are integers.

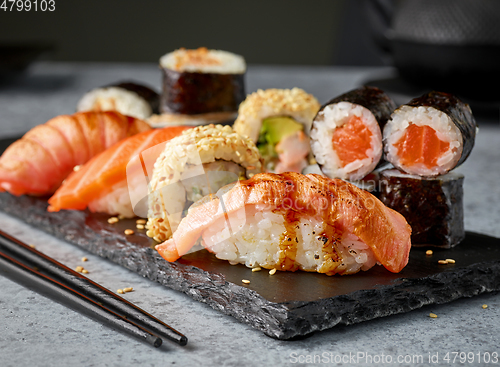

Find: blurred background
<box><xmin>1</xmin><ymin>0</ymin><xmax>499</xmax><ymax>131</ymax></box>
<box><xmin>0</xmin><ymin>0</ymin><xmax>385</xmax><ymax>66</ymax></box>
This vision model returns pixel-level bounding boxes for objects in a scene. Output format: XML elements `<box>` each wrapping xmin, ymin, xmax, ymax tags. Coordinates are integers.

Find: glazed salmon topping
<box><xmin>331</xmin><ymin>116</ymin><xmax>373</xmax><ymax>166</ymax></box>
<box><xmin>394</xmin><ymin>124</ymin><xmax>450</xmax><ymax>168</ymax></box>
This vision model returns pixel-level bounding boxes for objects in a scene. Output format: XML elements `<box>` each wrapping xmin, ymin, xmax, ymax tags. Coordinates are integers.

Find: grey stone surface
<box><xmin>1</xmin><ymin>63</ymin><xmax>500</xmax><ymax>366</ymax></box>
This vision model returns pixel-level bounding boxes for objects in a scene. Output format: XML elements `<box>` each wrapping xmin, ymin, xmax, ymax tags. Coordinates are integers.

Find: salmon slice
<box><xmin>331</xmin><ymin>116</ymin><xmax>373</xmax><ymax>166</ymax></box>
<box><xmin>394</xmin><ymin>124</ymin><xmax>450</xmax><ymax>169</ymax></box>
<box><xmin>0</xmin><ymin>111</ymin><xmax>150</xmax><ymax>196</ymax></box>
<box><xmin>156</xmin><ymin>172</ymin><xmax>412</xmax><ymax>273</ymax></box>
<box><xmin>48</xmin><ymin>126</ymin><xmax>190</xmax><ymax>212</ymax></box>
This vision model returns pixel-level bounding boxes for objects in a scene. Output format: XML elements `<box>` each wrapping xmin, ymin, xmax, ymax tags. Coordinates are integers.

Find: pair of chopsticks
<box><xmin>0</xmin><ymin>229</ymin><xmax>187</xmax><ymax>348</ymax></box>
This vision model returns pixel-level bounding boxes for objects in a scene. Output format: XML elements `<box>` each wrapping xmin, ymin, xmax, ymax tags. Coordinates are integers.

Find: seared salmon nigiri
<box><xmin>156</xmin><ymin>172</ymin><xmax>412</xmax><ymax>275</ymax></box>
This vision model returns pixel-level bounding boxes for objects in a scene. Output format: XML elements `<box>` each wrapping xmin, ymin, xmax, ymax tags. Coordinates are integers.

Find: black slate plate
<box><xmin>1</xmin><ymin>138</ymin><xmax>500</xmax><ymax>339</ymax></box>
<box><xmin>1</xmin><ymin>192</ymin><xmax>500</xmax><ymax>340</ymax></box>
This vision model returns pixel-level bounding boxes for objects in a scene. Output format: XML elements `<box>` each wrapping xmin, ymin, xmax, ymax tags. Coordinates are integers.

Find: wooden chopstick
<box><xmin>0</xmin><ymin>229</ymin><xmax>187</xmax><ymax>347</ymax></box>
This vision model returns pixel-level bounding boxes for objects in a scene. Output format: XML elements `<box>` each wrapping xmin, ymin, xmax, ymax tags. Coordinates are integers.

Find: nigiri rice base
<box><xmin>201</xmin><ymin>204</ymin><xmax>378</xmax><ymax>275</ymax></box>
<box><xmin>310</xmin><ymin>102</ymin><xmax>382</xmax><ymax>181</ymax></box>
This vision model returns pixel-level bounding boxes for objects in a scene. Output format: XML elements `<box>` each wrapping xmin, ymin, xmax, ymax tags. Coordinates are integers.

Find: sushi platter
<box><xmin>1</xmin><ymin>141</ymin><xmax>500</xmax><ymax>339</ymax></box>
<box><xmin>1</xmin><ymin>48</ymin><xmax>499</xmax><ymax>340</ymax></box>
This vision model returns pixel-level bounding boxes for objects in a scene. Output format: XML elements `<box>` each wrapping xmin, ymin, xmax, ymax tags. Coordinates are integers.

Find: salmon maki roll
<box><xmin>383</xmin><ymin>91</ymin><xmax>477</xmax><ymax>176</ymax></box>
<box><xmin>310</xmin><ymin>86</ymin><xmax>396</xmax><ymax>181</ymax></box>
<box><xmin>0</xmin><ymin>111</ymin><xmax>150</xmax><ymax>196</ymax></box>
<box><xmin>47</xmin><ymin>126</ymin><xmax>190</xmax><ymax>218</ymax></box>
<box><xmin>156</xmin><ymin>172</ymin><xmax>412</xmax><ymax>275</ymax></box>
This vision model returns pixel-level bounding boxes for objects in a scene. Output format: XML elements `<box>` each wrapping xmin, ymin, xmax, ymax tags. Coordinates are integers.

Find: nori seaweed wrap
<box><xmin>310</xmin><ymin>86</ymin><xmax>396</xmax><ymax>181</ymax></box>
<box><xmin>384</xmin><ymin>91</ymin><xmax>477</xmax><ymax>177</ymax></box>
<box><xmin>379</xmin><ymin>169</ymin><xmax>465</xmax><ymax>248</ymax></box>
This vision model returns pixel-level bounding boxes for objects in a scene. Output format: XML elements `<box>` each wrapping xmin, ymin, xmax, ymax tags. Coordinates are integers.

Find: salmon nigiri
<box><xmin>0</xmin><ymin>111</ymin><xmax>150</xmax><ymax>196</ymax></box>
<box><xmin>48</xmin><ymin>126</ymin><xmax>190</xmax><ymax>218</ymax></box>
<box><xmin>156</xmin><ymin>172</ymin><xmax>412</xmax><ymax>275</ymax></box>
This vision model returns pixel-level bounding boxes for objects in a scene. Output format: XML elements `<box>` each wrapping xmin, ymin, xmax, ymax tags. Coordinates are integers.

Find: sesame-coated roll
<box><xmin>233</xmin><ymin>88</ymin><xmax>320</xmax><ymax>173</ymax></box>
<box><xmin>379</xmin><ymin>169</ymin><xmax>465</xmax><ymax>248</ymax></box>
<box><xmin>146</xmin><ymin>124</ymin><xmax>262</xmax><ymax>242</ymax></box>
<box><xmin>310</xmin><ymin>86</ymin><xmax>396</xmax><ymax>181</ymax></box>
<box><xmin>383</xmin><ymin>91</ymin><xmax>477</xmax><ymax>177</ymax></box>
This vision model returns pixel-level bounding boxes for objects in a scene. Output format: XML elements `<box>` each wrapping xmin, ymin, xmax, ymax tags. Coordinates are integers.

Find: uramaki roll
<box><xmin>146</xmin><ymin>124</ymin><xmax>262</xmax><ymax>243</ymax></box>
<box><xmin>159</xmin><ymin>48</ymin><xmax>246</xmax><ymax>116</ymax></box>
<box><xmin>383</xmin><ymin>91</ymin><xmax>477</xmax><ymax>177</ymax></box>
<box><xmin>233</xmin><ymin>88</ymin><xmax>320</xmax><ymax>173</ymax></box>
<box><xmin>310</xmin><ymin>86</ymin><xmax>396</xmax><ymax>181</ymax></box>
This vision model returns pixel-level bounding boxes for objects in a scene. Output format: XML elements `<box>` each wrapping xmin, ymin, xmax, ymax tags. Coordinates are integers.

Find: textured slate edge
<box><xmin>2</xmin><ymin>193</ymin><xmax>500</xmax><ymax>340</ymax></box>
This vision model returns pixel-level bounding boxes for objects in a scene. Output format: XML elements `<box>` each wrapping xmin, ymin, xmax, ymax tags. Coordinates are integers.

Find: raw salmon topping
<box><xmin>331</xmin><ymin>116</ymin><xmax>373</xmax><ymax>166</ymax></box>
<box><xmin>394</xmin><ymin>124</ymin><xmax>450</xmax><ymax>168</ymax></box>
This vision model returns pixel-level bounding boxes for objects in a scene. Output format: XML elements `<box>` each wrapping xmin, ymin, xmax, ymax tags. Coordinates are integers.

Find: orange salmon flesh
<box><xmin>331</xmin><ymin>116</ymin><xmax>373</xmax><ymax>167</ymax></box>
<box><xmin>394</xmin><ymin>124</ymin><xmax>450</xmax><ymax>169</ymax></box>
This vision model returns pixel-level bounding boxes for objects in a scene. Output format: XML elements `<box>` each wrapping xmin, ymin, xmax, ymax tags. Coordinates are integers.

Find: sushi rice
<box><xmin>202</xmin><ymin>204</ymin><xmax>378</xmax><ymax>275</ymax></box>
<box><xmin>77</xmin><ymin>87</ymin><xmax>153</xmax><ymax>120</ymax></box>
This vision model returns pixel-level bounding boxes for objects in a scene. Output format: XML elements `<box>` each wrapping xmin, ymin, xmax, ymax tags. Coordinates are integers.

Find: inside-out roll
<box><xmin>146</xmin><ymin>124</ymin><xmax>262</xmax><ymax>242</ymax></box>
<box><xmin>233</xmin><ymin>88</ymin><xmax>320</xmax><ymax>173</ymax></box>
<box><xmin>383</xmin><ymin>91</ymin><xmax>477</xmax><ymax>176</ymax></box>
<box><xmin>310</xmin><ymin>86</ymin><xmax>396</xmax><ymax>181</ymax></box>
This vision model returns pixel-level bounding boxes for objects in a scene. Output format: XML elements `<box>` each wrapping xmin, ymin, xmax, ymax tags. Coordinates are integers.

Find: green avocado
<box><xmin>259</xmin><ymin>116</ymin><xmax>303</xmax><ymax>145</ymax></box>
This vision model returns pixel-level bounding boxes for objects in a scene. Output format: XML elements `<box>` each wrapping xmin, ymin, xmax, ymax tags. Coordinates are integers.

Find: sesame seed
<box><xmin>242</xmin><ymin>279</ymin><xmax>250</xmax><ymax>284</ymax></box>
<box><xmin>124</xmin><ymin>229</ymin><xmax>134</xmax><ymax>235</ymax></box>
<box><xmin>117</xmin><ymin>289</ymin><xmax>124</xmax><ymax>294</ymax></box>
<box><xmin>136</xmin><ymin>219</ymin><xmax>147</xmax><ymax>224</ymax></box>
<box><xmin>28</xmin><ymin>244</ymin><xmax>36</xmax><ymax>249</ymax></box>
<box><xmin>75</xmin><ymin>266</ymin><xmax>84</xmax><ymax>273</ymax></box>
<box><xmin>123</xmin><ymin>287</ymin><xmax>133</xmax><ymax>293</ymax></box>
<box><xmin>429</xmin><ymin>313</ymin><xmax>438</xmax><ymax>318</ymax></box>
<box><xmin>445</xmin><ymin>258</ymin><xmax>456</xmax><ymax>264</ymax></box>
<box><xmin>483</xmin><ymin>304</ymin><xmax>488</xmax><ymax>309</ymax></box>
<box><xmin>73</xmin><ymin>165</ymin><xmax>81</xmax><ymax>172</ymax></box>
<box><xmin>82</xmin><ymin>269</ymin><xmax>89</xmax><ymax>274</ymax></box>
<box><xmin>81</xmin><ymin>257</ymin><xmax>88</xmax><ymax>262</ymax></box>
<box><xmin>107</xmin><ymin>217</ymin><xmax>119</xmax><ymax>224</ymax></box>
<box><xmin>269</xmin><ymin>268</ymin><xmax>277</xmax><ymax>275</ymax></box>
<box><xmin>426</xmin><ymin>250</ymin><xmax>433</xmax><ymax>256</ymax></box>
<box><xmin>118</xmin><ymin>215</ymin><xmax>126</xmax><ymax>220</ymax></box>
<box><xmin>136</xmin><ymin>224</ymin><xmax>145</xmax><ymax>230</ymax></box>
<box><xmin>252</xmin><ymin>267</ymin><xmax>262</xmax><ymax>272</ymax></box>
<box><xmin>438</xmin><ymin>260</ymin><xmax>448</xmax><ymax>265</ymax></box>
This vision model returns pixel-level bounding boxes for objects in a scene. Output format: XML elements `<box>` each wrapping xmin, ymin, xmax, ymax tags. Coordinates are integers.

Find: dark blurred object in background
<box><xmin>0</xmin><ymin>42</ymin><xmax>53</xmax><ymax>77</ymax></box>
<box><xmin>365</xmin><ymin>0</ymin><xmax>500</xmax><ymax>101</ymax></box>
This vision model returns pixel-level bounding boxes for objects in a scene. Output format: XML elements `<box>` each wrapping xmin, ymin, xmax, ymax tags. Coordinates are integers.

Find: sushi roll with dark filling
<box><xmin>379</xmin><ymin>169</ymin><xmax>465</xmax><ymax>248</ymax></box>
<box><xmin>153</xmin><ymin>48</ymin><xmax>246</xmax><ymax>126</ymax></box>
<box><xmin>310</xmin><ymin>86</ymin><xmax>396</xmax><ymax>181</ymax></box>
<box><xmin>77</xmin><ymin>82</ymin><xmax>159</xmax><ymax>120</ymax></box>
<box><xmin>383</xmin><ymin>91</ymin><xmax>477</xmax><ymax>176</ymax></box>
